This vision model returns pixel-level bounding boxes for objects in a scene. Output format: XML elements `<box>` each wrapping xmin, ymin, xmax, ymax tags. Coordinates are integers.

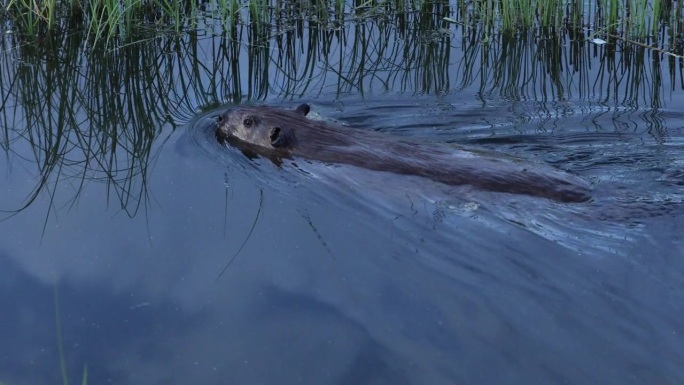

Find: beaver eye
<box><xmin>243</xmin><ymin>117</ymin><xmax>254</xmax><ymax>127</ymax></box>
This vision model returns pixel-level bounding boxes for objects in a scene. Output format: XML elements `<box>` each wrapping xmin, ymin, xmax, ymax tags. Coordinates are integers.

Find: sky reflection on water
<box><xmin>1</xmin><ymin>21</ymin><xmax>684</xmax><ymax>385</ymax></box>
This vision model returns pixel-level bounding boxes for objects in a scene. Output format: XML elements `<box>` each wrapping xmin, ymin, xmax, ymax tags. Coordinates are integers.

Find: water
<box><xmin>1</xmin><ymin>21</ymin><xmax>684</xmax><ymax>385</ymax></box>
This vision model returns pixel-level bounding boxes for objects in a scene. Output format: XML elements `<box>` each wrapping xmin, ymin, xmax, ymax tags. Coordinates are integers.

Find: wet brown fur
<box><xmin>216</xmin><ymin>104</ymin><xmax>592</xmax><ymax>203</ymax></box>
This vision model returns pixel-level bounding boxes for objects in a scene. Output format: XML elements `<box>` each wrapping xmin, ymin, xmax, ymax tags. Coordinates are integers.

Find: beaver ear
<box><xmin>294</xmin><ymin>103</ymin><xmax>310</xmax><ymax>116</ymax></box>
<box><xmin>270</xmin><ymin>127</ymin><xmax>291</xmax><ymax>147</ymax></box>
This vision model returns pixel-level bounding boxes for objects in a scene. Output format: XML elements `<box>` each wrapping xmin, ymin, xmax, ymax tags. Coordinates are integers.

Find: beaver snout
<box><xmin>216</xmin><ymin>110</ymin><xmax>232</xmax><ymax>126</ymax></box>
<box><xmin>215</xmin><ymin>111</ymin><xmax>233</xmax><ymax>141</ymax></box>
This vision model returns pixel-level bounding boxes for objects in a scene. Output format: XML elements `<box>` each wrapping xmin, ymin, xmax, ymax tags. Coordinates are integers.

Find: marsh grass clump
<box><xmin>5</xmin><ymin>0</ymin><xmax>61</xmax><ymax>36</ymax></box>
<box><xmin>460</xmin><ymin>0</ymin><xmax>683</xmax><ymax>39</ymax></box>
<box><xmin>1</xmin><ymin>0</ymin><xmax>682</xmax><ymax>48</ymax></box>
<box><xmin>3</xmin><ymin>0</ymin><xmax>200</xmax><ymax>45</ymax></box>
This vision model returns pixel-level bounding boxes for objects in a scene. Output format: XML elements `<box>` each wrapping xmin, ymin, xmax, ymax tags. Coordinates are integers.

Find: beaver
<box><xmin>216</xmin><ymin>104</ymin><xmax>592</xmax><ymax>203</ymax></box>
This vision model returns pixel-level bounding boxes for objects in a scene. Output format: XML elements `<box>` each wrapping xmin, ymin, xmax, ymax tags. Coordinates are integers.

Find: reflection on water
<box><xmin>1</xmin><ymin>15</ymin><xmax>684</xmax><ymax>385</ymax></box>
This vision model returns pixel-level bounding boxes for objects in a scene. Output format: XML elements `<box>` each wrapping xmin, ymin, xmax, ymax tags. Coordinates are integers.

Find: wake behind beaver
<box><xmin>215</xmin><ymin>103</ymin><xmax>592</xmax><ymax>203</ymax></box>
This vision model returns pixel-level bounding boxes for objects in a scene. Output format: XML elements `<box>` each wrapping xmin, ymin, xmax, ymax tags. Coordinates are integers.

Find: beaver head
<box><xmin>216</xmin><ymin>103</ymin><xmax>311</xmax><ymax>151</ymax></box>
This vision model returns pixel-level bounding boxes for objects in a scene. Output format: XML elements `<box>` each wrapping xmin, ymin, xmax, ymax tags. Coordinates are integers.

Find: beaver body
<box><xmin>216</xmin><ymin>104</ymin><xmax>592</xmax><ymax>203</ymax></box>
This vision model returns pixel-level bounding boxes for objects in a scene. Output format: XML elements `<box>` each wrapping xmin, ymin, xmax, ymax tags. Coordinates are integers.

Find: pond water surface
<box><xmin>1</xmin><ymin>21</ymin><xmax>684</xmax><ymax>385</ymax></box>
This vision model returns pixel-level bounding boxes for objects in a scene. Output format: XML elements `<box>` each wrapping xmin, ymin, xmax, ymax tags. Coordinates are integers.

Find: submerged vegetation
<box><xmin>54</xmin><ymin>285</ymin><xmax>89</xmax><ymax>385</ymax></box>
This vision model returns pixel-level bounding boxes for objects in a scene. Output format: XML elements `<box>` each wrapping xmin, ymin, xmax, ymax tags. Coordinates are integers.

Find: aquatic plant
<box><xmin>54</xmin><ymin>285</ymin><xmax>89</xmax><ymax>385</ymax></box>
<box><xmin>0</xmin><ymin>31</ymin><xmax>166</xmax><ymax>224</ymax></box>
<box><xmin>0</xmin><ymin>0</ymin><xmax>682</xmax><ymax>49</ymax></box>
<box><xmin>0</xmin><ymin>4</ymin><xmax>678</xmax><ymax>219</ymax></box>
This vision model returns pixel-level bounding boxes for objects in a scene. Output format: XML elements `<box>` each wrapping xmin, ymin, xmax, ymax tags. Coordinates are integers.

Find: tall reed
<box><xmin>2</xmin><ymin>0</ymin><xmax>683</xmax><ymax>48</ymax></box>
<box><xmin>2</xmin><ymin>7</ymin><xmax>679</xmax><ymax>218</ymax></box>
<box><xmin>5</xmin><ymin>0</ymin><xmax>58</xmax><ymax>35</ymax></box>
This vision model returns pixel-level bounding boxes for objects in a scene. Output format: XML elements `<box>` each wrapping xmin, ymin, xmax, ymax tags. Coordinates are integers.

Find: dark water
<box><xmin>2</xmin><ymin>25</ymin><xmax>684</xmax><ymax>385</ymax></box>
